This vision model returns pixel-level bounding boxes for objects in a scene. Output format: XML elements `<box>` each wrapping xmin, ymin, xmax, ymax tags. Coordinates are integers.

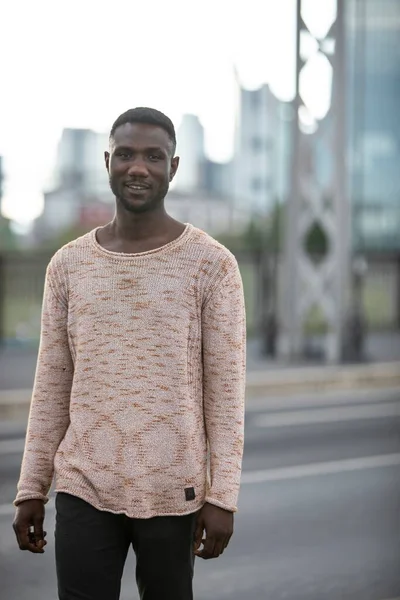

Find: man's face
<box><xmin>105</xmin><ymin>122</ymin><xmax>179</xmax><ymax>214</ymax></box>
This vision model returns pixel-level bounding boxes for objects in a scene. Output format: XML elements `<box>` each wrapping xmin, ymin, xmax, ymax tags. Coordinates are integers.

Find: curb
<box><xmin>0</xmin><ymin>361</ymin><xmax>399</xmax><ymax>418</ymax></box>
<box><xmin>245</xmin><ymin>361</ymin><xmax>400</xmax><ymax>397</ymax></box>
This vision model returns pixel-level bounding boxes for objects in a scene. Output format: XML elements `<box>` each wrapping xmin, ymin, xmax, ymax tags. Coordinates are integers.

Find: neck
<box><xmin>111</xmin><ymin>205</ymin><xmax>173</xmax><ymax>242</ymax></box>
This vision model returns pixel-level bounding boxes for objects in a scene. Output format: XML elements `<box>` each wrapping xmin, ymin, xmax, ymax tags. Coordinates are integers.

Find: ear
<box><xmin>104</xmin><ymin>151</ymin><xmax>110</xmax><ymax>172</ymax></box>
<box><xmin>170</xmin><ymin>156</ymin><xmax>180</xmax><ymax>182</ymax></box>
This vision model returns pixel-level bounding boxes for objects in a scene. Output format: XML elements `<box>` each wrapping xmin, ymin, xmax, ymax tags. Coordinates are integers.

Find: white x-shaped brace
<box><xmin>295</xmin><ymin>177</ymin><xmax>340</xmax><ymax>326</ymax></box>
<box><xmin>297</xmin><ymin>256</ymin><xmax>337</xmax><ymax>324</ymax></box>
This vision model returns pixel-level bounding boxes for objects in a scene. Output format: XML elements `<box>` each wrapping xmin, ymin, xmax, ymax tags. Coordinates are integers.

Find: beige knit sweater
<box><xmin>15</xmin><ymin>224</ymin><xmax>246</xmax><ymax>518</ymax></box>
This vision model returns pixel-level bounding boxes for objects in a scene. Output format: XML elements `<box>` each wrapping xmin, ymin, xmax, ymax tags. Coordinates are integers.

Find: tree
<box><xmin>0</xmin><ymin>215</ymin><xmax>19</xmax><ymax>252</ymax></box>
<box><xmin>37</xmin><ymin>224</ymin><xmax>91</xmax><ymax>250</ymax></box>
<box><xmin>214</xmin><ymin>200</ymin><xmax>284</xmax><ymax>255</ymax></box>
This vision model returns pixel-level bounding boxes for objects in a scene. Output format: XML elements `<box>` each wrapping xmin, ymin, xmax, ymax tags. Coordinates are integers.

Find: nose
<box><xmin>127</xmin><ymin>157</ymin><xmax>149</xmax><ymax>178</ymax></box>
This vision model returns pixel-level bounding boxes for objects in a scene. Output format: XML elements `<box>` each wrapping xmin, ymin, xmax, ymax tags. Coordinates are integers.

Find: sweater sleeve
<box><xmin>14</xmin><ymin>256</ymin><xmax>74</xmax><ymax>506</ymax></box>
<box><xmin>202</xmin><ymin>256</ymin><xmax>246</xmax><ymax>513</ymax></box>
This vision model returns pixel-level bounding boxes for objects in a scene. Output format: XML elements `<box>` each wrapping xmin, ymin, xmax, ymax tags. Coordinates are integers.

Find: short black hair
<box><xmin>109</xmin><ymin>107</ymin><xmax>176</xmax><ymax>154</ymax></box>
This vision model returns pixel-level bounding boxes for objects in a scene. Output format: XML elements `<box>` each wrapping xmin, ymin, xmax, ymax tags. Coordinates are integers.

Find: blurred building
<box><xmin>348</xmin><ymin>0</ymin><xmax>400</xmax><ymax>252</ymax></box>
<box><xmin>233</xmin><ymin>84</ymin><xmax>293</xmax><ymax>214</ymax></box>
<box><xmin>0</xmin><ymin>155</ymin><xmax>3</xmax><ymax>201</ymax></box>
<box><xmin>175</xmin><ymin>114</ymin><xmax>234</xmax><ymax>199</ymax></box>
<box><xmin>167</xmin><ymin>190</ymin><xmax>249</xmax><ymax>234</ymax></box>
<box><xmin>202</xmin><ymin>159</ymin><xmax>233</xmax><ymax>199</ymax></box>
<box><xmin>33</xmin><ymin>128</ymin><xmax>112</xmax><ymax>241</ymax></box>
<box><xmin>52</xmin><ymin>128</ymin><xmax>109</xmax><ymax>195</ymax></box>
<box><xmin>175</xmin><ymin>114</ymin><xmax>206</xmax><ymax>193</ymax></box>
<box><xmin>174</xmin><ymin>84</ymin><xmax>294</xmax><ymax>213</ymax></box>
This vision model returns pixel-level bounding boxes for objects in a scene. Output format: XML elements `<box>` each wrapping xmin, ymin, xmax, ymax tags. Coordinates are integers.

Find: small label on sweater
<box><xmin>185</xmin><ymin>487</ymin><xmax>196</xmax><ymax>501</ymax></box>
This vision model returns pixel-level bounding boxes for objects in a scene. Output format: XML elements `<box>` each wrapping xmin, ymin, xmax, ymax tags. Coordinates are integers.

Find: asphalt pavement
<box><xmin>0</xmin><ymin>387</ymin><xmax>399</xmax><ymax>600</ymax></box>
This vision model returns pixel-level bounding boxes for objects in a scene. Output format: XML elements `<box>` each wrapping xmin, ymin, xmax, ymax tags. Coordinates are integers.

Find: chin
<box><xmin>127</xmin><ymin>204</ymin><xmax>153</xmax><ymax>214</ymax></box>
<box><xmin>120</xmin><ymin>198</ymin><xmax>153</xmax><ymax>214</ymax></box>
<box><xmin>118</xmin><ymin>193</ymin><xmax>163</xmax><ymax>215</ymax></box>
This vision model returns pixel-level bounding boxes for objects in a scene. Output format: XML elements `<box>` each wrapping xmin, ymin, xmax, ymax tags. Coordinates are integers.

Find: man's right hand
<box><xmin>13</xmin><ymin>499</ymin><xmax>47</xmax><ymax>554</ymax></box>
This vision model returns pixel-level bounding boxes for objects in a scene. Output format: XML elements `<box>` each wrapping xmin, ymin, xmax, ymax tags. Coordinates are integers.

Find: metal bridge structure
<box><xmin>279</xmin><ymin>0</ymin><xmax>351</xmax><ymax>363</ymax></box>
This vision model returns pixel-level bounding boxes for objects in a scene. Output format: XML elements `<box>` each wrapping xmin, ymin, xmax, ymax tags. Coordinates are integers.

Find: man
<box><xmin>13</xmin><ymin>107</ymin><xmax>246</xmax><ymax>600</ymax></box>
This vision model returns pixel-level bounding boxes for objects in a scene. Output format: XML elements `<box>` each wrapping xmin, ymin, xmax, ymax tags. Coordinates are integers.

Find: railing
<box><xmin>0</xmin><ymin>249</ymin><xmax>398</xmax><ymax>346</ymax></box>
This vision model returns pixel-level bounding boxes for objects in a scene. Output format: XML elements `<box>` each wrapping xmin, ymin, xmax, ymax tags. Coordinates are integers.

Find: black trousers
<box><xmin>55</xmin><ymin>492</ymin><xmax>197</xmax><ymax>600</ymax></box>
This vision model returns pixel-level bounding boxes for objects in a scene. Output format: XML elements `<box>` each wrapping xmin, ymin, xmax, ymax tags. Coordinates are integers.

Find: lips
<box><xmin>125</xmin><ymin>182</ymin><xmax>150</xmax><ymax>191</ymax></box>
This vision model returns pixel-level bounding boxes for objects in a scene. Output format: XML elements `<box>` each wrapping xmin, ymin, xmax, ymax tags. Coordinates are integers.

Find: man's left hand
<box><xmin>193</xmin><ymin>502</ymin><xmax>233</xmax><ymax>559</ymax></box>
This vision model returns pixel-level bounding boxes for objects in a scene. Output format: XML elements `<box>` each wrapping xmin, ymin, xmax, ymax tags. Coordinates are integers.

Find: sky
<box><xmin>0</xmin><ymin>0</ymin><xmax>303</xmax><ymax>224</ymax></box>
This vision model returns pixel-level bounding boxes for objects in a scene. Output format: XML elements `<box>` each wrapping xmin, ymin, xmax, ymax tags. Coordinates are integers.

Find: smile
<box><xmin>125</xmin><ymin>183</ymin><xmax>149</xmax><ymax>190</ymax></box>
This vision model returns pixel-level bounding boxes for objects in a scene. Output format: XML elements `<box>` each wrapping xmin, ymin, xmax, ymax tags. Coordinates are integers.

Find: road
<box><xmin>0</xmin><ymin>387</ymin><xmax>399</xmax><ymax>600</ymax></box>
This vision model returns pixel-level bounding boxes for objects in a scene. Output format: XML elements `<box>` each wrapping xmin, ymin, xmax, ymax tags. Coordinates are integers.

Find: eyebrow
<box><xmin>114</xmin><ymin>145</ymin><xmax>166</xmax><ymax>154</ymax></box>
<box><xmin>146</xmin><ymin>146</ymin><xmax>166</xmax><ymax>154</ymax></box>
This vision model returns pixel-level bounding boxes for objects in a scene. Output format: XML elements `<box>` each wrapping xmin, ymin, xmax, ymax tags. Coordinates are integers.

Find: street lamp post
<box><xmin>344</xmin><ymin>255</ymin><xmax>368</xmax><ymax>360</ymax></box>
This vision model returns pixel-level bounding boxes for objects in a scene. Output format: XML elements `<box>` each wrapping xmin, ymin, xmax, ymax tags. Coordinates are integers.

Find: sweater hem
<box><xmin>55</xmin><ymin>488</ymin><xmax>205</xmax><ymax>519</ymax></box>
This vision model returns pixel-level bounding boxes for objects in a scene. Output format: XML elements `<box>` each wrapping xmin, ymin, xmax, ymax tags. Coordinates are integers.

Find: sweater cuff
<box><xmin>204</xmin><ymin>496</ymin><xmax>237</xmax><ymax>513</ymax></box>
<box><xmin>14</xmin><ymin>492</ymin><xmax>49</xmax><ymax>507</ymax></box>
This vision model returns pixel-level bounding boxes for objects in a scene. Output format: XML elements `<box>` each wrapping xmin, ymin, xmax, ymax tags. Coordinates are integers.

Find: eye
<box><xmin>149</xmin><ymin>153</ymin><xmax>163</xmax><ymax>161</ymax></box>
<box><xmin>116</xmin><ymin>151</ymin><xmax>131</xmax><ymax>160</ymax></box>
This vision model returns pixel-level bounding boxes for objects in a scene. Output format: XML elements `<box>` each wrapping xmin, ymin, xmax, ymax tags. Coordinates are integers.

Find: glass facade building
<box><xmin>347</xmin><ymin>0</ymin><xmax>400</xmax><ymax>252</ymax></box>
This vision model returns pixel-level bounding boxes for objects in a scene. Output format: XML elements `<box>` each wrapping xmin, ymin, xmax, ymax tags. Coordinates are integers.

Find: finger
<box><xmin>193</xmin><ymin>537</ymin><xmax>206</xmax><ymax>554</ymax></box>
<box><xmin>195</xmin><ymin>536</ymin><xmax>215</xmax><ymax>560</ymax></box>
<box><xmin>27</xmin><ymin>543</ymin><xmax>45</xmax><ymax>553</ymax></box>
<box><xmin>28</xmin><ymin>525</ymin><xmax>45</xmax><ymax>553</ymax></box>
<box><xmin>194</xmin><ymin>529</ymin><xmax>203</xmax><ymax>550</ymax></box>
<box><xmin>193</xmin><ymin>521</ymin><xmax>204</xmax><ymax>551</ymax></box>
<box><xmin>12</xmin><ymin>522</ymin><xmax>26</xmax><ymax>551</ymax></box>
<box><xmin>212</xmin><ymin>530</ymin><xmax>229</xmax><ymax>558</ymax></box>
<box><xmin>198</xmin><ymin>532</ymin><xmax>231</xmax><ymax>559</ymax></box>
<box><xmin>16</xmin><ymin>525</ymin><xmax>44</xmax><ymax>553</ymax></box>
<box><xmin>213</xmin><ymin>537</ymin><xmax>225</xmax><ymax>558</ymax></box>
<box><xmin>33</xmin><ymin>517</ymin><xmax>45</xmax><ymax>549</ymax></box>
<box><xmin>13</xmin><ymin>521</ymin><xmax>31</xmax><ymax>551</ymax></box>
<box><xmin>13</xmin><ymin>509</ymin><xmax>46</xmax><ymax>554</ymax></box>
<box><xmin>223</xmin><ymin>533</ymin><xmax>232</xmax><ymax>551</ymax></box>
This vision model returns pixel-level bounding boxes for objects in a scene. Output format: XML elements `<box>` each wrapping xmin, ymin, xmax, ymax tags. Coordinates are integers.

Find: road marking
<box><xmin>2</xmin><ymin>454</ymin><xmax>399</xmax><ymax>516</ymax></box>
<box><xmin>246</xmin><ymin>387</ymin><xmax>400</xmax><ymax>413</ymax></box>
<box><xmin>2</xmin><ymin>399</ymin><xmax>399</xmax><ymax>456</ymax></box>
<box><xmin>3</xmin><ymin>398</ymin><xmax>400</xmax><ymax>455</ymax></box>
<box><xmin>254</xmin><ymin>402</ymin><xmax>400</xmax><ymax>428</ymax></box>
<box><xmin>241</xmin><ymin>453</ymin><xmax>400</xmax><ymax>484</ymax></box>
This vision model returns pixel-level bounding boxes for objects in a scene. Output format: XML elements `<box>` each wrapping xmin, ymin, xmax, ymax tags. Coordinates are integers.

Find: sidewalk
<box><xmin>1</xmin><ymin>331</ymin><xmax>400</xmax><ymax>391</ymax></box>
<box><xmin>0</xmin><ymin>332</ymin><xmax>399</xmax><ymax>415</ymax></box>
